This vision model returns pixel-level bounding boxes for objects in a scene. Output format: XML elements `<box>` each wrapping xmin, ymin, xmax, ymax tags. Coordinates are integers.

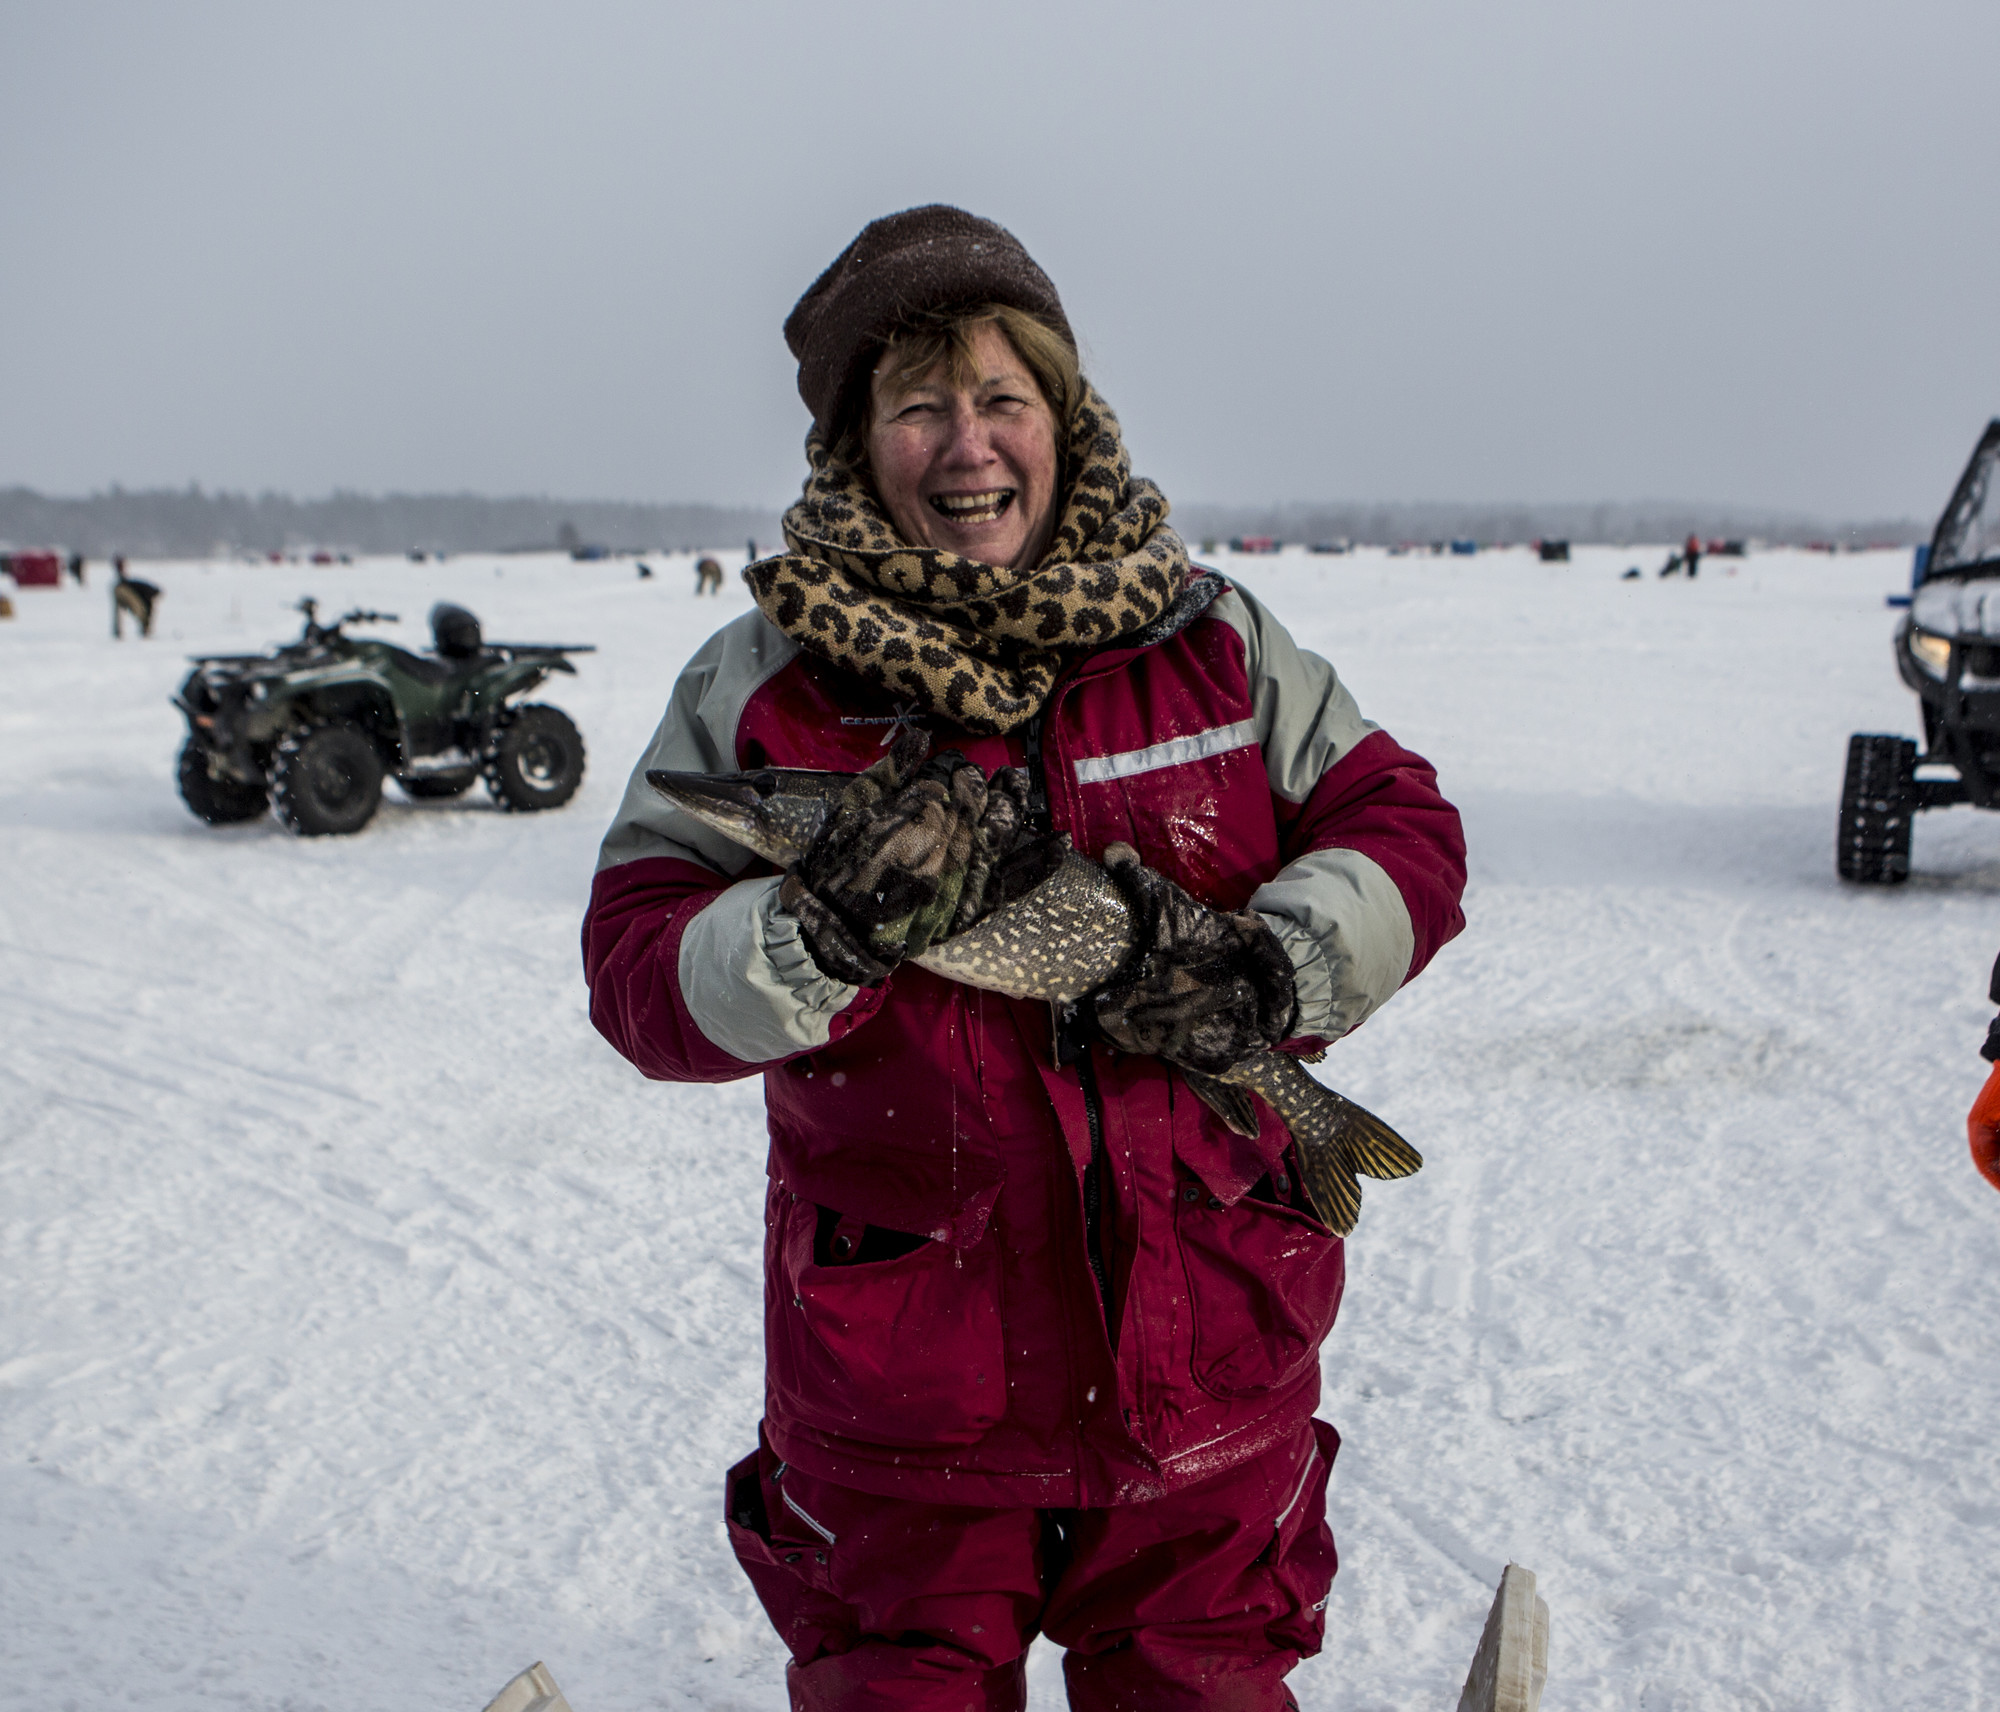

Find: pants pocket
<box><xmin>724</xmin><ymin>1437</ymin><xmax>850</xmax><ymax>1665</ymax></box>
<box><xmin>1265</xmin><ymin>1417</ymin><xmax>1341</xmax><ymax>1657</ymax></box>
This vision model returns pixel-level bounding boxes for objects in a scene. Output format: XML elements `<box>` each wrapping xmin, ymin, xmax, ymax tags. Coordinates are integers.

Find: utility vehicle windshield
<box><xmin>1932</xmin><ymin>420</ymin><xmax>2000</xmax><ymax>576</ymax></box>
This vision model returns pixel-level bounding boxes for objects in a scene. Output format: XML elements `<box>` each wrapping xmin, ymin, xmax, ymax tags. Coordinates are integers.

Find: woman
<box><xmin>584</xmin><ymin>206</ymin><xmax>1467</xmax><ymax>1711</ymax></box>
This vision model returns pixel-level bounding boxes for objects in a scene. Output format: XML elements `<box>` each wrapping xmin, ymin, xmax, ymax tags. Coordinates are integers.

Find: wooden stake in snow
<box><xmin>1456</xmin><ymin>1563</ymin><xmax>1549</xmax><ymax>1712</ymax></box>
<box><xmin>480</xmin><ymin>1662</ymin><xmax>574</xmax><ymax>1712</ymax></box>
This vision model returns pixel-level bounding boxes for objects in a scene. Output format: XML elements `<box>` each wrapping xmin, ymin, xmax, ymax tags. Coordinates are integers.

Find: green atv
<box><xmin>174</xmin><ymin>598</ymin><xmax>594</xmax><ymax>835</ymax></box>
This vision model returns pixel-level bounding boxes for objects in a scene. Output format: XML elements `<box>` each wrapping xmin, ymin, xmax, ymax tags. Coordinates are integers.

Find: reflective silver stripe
<box><xmin>781</xmin><ymin>1486</ymin><xmax>837</xmax><ymax>1546</ymax></box>
<box><xmin>1072</xmin><ymin>719</ymin><xmax>1258</xmax><ymax>786</ymax></box>
<box><xmin>1272</xmin><ymin>1445</ymin><xmax>1318</xmax><ymax>1534</ymax></box>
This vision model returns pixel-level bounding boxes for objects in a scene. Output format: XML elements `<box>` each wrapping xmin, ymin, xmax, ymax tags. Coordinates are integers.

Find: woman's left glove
<box><xmin>779</xmin><ymin>730</ymin><xmax>1034</xmax><ymax>987</ymax></box>
<box><xmin>1090</xmin><ymin>842</ymin><xmax>1298</xmax><ymax>1074</ymax></box>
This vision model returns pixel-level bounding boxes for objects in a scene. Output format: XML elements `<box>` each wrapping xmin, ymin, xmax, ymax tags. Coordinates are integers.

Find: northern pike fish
<box><xmin>646</xmin><ymin>764</ymin><xmax>1422</xmax><ymax>1235</ymax></box>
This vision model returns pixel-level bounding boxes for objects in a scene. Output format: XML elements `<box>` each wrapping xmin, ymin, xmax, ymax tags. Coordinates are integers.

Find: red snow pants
<box><xmin>725</xmin><ymin>1418</ymin><xmax>1340</xmax><ymax>1711</ymax></box>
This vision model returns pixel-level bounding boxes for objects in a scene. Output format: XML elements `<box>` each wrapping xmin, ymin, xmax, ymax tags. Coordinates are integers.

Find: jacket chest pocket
<box><xmin>765</xmin><ymin>1186</ymin><xmax>1007</xmax><ymax>1448</ymax></box>
<box><xmin>1071</xmin><ymin>741</ymin><xmax>1276</xmax><ymax>910</ymax></box>
<box><xmin>1173</xmin><ymin>1178</ymin><xmax>1345</xmax><ymax>1399</ymax></box>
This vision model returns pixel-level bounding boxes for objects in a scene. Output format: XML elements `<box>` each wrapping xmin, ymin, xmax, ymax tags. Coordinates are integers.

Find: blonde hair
<box><xmin>828</xmin><ymin>302</ymin><xmax>1080</xmax><ymax>476</ymax></box>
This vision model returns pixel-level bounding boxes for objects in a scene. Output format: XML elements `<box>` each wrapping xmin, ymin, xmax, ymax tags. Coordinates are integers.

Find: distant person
<box><xmin>694</xmin><ymin>556</ymin><xmax>724</xmax><ymax>595</ymax></box>
<box><xmin>111</xmin><ymin>557</ymin><xmax>160</xmax><ymax>638</ymax></box>
<box><xmin>637</xmin><ymin>561</ymin><xmax>655</xmax><ymax>580</ymax></box>
<box><xmin>1968</xmin><ymin>952</ymin><xmax>2000</xmax><ymax>1193</ymax></box>
<box><xmin>746</xmin><ymin>536</ymin><xmax>758</xmax><ymax>564</ymax></box>
<box><xmin>67</xmin><ymin>552</ymin><xmax>86</xmax><ymax>587</ymax></box>
<box><xmin>1684</xmin><ymin>533</ymin><xmax>1702</xmax><ymax>580</ymax></box>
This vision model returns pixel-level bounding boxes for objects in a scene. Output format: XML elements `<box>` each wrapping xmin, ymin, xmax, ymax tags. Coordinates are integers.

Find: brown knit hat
<box><xmin>785</xmin><ymin>205</ymin><xmax>1074</xmax><ymax>440</ymax></box>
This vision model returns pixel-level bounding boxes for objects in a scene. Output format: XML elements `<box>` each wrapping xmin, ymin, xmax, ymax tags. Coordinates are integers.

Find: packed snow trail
<box><xmin>2</xmin><ymin>549</ymin><xmax>1996</xmax><ymax>1710</ymax></box>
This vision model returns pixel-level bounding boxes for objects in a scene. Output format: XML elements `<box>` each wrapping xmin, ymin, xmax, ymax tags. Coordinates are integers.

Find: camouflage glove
<box><xmin>1090</xmin><ymin>842</ymin><xmax>1298</xmax><ymax>1075</ymax></box>
<box><xmin>780</xmin><ymin>729</ymin><xmax>1039</xmax><ymax>987</ymax></box>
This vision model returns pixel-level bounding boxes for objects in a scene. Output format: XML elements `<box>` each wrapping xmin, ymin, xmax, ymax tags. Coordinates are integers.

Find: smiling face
<box><xmin>864</xmin><ymin>320</ymin><xmax>1060</xmax><ymax>573</ymax></box>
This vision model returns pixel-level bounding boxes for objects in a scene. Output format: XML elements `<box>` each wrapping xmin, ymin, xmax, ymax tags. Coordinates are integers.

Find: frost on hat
<box><xmin>784</xmin><ymin>204</ymin><xmax>1074</xmax><ymax>438</ymax></box>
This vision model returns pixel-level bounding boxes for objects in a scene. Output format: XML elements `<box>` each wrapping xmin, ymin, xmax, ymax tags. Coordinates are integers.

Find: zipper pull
<box><xmin>1049</xmin><ymin>998</ymin><xmax>1094</xmax><ymax>1068</ymax></box>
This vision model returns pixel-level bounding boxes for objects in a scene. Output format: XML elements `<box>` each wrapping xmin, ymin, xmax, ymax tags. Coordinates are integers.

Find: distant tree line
<box><xmin>0</xmin><ymin>486</ymin><xmax>785</xmax><ymax>558</ymax></box>
<box><xmin>1171</xmin><ymin>500</ymin><xmax>1927</xmax><ymax>551</ymax></box>
<box><xmin>0</xmin><ymin>484</ymin><xmax>1925</xmax><ymax>557</ymax></box>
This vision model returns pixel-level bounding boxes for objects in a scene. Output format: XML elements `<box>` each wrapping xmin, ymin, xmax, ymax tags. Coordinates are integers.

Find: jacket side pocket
<box><xmin>765</xmin><ymin>1185</ymin><xmax>1007</xmax><ymax>1447</ymax></box>
<box><xmin>1174</xmin><ymin>1175</ymin><xmax>1345</xmax><ymax>1400</ymax></box>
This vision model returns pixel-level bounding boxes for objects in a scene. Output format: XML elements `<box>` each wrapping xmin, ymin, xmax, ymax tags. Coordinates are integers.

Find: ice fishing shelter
<box><xmin>4</xmin><ymin>550</ymin><xmax>62</xmax><ymax>586</ymax></box>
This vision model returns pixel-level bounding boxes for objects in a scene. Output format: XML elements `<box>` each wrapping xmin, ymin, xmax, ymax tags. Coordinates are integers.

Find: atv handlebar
<box><xmin>487</xmin><ymin>642</ymin><xmax>597</xmax><ymax>655</ymax></box>
<box><xmin>292</xmin><ymin>597</ymin><xmax>398</xmax><ymax>645</ymax></box>
<box><xmin>283</xmin><ymin>596</ymin><xmax>588</xmax><ymax>656</ymax></box>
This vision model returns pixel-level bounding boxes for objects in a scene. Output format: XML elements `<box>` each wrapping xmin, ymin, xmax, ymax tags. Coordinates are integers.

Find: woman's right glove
<box><xmin>779</xmin><ymin>730</ymin><xmax>1037</xmax><ymax>987</ymax></box>
<box><xmin>1090</xmin><ymin>842</ymin><xmax>1298</xmax><ymax>1075</ymax></box>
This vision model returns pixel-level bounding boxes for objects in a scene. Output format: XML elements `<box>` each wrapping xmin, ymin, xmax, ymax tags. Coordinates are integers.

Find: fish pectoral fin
<box><xmin>1181</xmin><ymin>1068</ymin><xmax>1261</xmax><ymax>1139</ymax></box>
<box><xmin>1336</xmin><ymin>1098</ymin><xmax>1424</xmax><ymax>1180</ymax></box>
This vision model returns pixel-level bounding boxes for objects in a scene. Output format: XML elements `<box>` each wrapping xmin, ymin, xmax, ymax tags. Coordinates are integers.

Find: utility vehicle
<box><xmin>174</xmin><ymin>599</ymin><xmax>592</xmax><ymax>835</ymax></box>
<box><xmin>1841</xmin><ymin>419</ymin><xmax>2000</xmax><ymax>881</ymax></box>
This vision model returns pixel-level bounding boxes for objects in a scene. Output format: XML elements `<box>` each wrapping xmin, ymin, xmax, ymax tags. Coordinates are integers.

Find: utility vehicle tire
<box><xmin>177</xmin><ymin>738</ymin><xmax>269</xmax><ymax>825</ymax></box>
<box><xmin>1838</xmin><ymin>733</ymin><xmax>1916</xmax><ymax>884</ymax></box>
<box><xmin>398</xmin><ymin>771</ymin><xmax>478</xmax><ymax>799</ymax></box>
<box><xmin>485</xmin><ymin>704</ymin><xmax>585</xmax><ymax>812</ymax></box>
<box><xmin>274</xmin><ymin>720</ymin><xmax>385</xmax><ymax>836</ymax></box>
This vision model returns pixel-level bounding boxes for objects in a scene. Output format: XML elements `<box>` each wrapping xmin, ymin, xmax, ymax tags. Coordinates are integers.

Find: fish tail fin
<box><xmin>1333</xmin><ymin>1094</ymin><xmax>1424</xmax><ymax>1180</ymax></box>
<box><xmin>1298</xmin><ymin>1146</ymin><xmax>1364</xmax><ymax>1237</ymax></box>
<box><xmin>1216</xmin><ymin>1051</ymin><xmax>1423</xmax><ymax>1234</ymax></box>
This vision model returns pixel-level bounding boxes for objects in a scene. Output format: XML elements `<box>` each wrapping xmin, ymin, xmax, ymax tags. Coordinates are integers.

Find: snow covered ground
<box><xmin>3</xmin><ymin>545</ymin><xmax>1996</xmax><ymax>1711</ymax></box>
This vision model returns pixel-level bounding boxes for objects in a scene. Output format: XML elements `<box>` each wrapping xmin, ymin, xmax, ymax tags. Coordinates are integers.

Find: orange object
<box><xmin>1969</xmin><ymin>1061</ymin><xmax>2000</xmax><ymax>1192</ymax></box>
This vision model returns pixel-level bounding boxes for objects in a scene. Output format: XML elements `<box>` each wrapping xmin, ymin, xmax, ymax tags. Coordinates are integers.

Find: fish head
<box><xmin>644</xmin><ymin>766</ymin><xmax>851</xmax><ymax>866</ymax></box>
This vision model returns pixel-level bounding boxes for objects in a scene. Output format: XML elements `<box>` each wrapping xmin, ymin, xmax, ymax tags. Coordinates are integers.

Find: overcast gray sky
<box><xmin>4</xmin><ymin>0</ymin><xmax>1995</xmax><ymax>519</ymax></box>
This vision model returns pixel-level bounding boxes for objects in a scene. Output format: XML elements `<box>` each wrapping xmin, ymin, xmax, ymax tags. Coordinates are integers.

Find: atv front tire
<box><xmin>1838</xmin><ymin>733</ymin><xmax>1916</xmax><ymax>884</ymax></box>
<box><xmin>485</xmin><ymin>704</ymin><xmax>585</xmax><ymax>812</ymax></box>
<box><xmin>274</xmin><ymin>721</ymin><xmax>385</xmax><ymax>836</ymax></box>
<box><xmin>177</xmin><ymin>738</ymin><xmax>269</xmax><ymax>825</ymax></box>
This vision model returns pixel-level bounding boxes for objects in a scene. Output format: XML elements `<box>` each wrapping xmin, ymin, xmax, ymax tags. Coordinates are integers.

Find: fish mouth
<box><xmin>928</xmin><ymin>488</ymin><xmax>1015</xmax><ymax>525</ymax></box>
<box><xmin>644</xmin><ymin>766</ymin><xmax>843</xmax><ymax>867</ymax></box>
<box><xmin>646</xmin><ymin>769</ymin><xmax>769</xmax><ymax>814</ymax></box>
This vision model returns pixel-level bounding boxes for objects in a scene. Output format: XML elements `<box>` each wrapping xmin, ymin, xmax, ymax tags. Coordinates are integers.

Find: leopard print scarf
<box><xmin>744</xmin><ymin>381</ymin><xmax>1189</xmax><ymax>735</ymax></box>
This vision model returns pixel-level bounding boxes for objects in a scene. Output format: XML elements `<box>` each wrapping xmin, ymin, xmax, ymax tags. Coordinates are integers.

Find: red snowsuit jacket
<box><xmin>583</xmin><ymin>573</ymin><xmax>1466</xmax><ymax>1508</ymax></box>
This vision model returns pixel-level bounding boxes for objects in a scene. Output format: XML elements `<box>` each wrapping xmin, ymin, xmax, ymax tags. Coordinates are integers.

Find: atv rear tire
<box><xmin>177</xmin><ymin>738</ymin><xmax>269</xmax><ymax>825</ymax></box>
<box><xmin>398</xmin><ymin>770</ymin><xmax>479</xmax><ymax>799</ymax></box>
<box><xmin>485</xmin><ymin>704</ymin><xmax>585</xmax><ymax>812</ymax></box>
<box><xmin>1838</xmin><ymin>733</ymin><xmax>1916</xmax><ymax>884</ymax></box>
<box><xmin>274</xmin><ymin>721</ymin><xmax>385</xmax><ymax>836</ymax></box>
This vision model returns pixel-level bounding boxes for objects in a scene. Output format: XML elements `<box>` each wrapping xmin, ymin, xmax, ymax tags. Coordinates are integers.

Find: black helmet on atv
<box><xmin>429</xmin><ymin>602</ymin><xmax>483</xmax><ymax>660</ymax></box>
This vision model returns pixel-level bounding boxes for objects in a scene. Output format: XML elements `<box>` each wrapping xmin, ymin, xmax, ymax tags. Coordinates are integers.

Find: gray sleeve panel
<box><xmin>1253</xmin><ymin>847</ymin><xmax>1416</xmax><ymax>1040</ymax></box>
<box><xmin>595</xmin><ymin>610</ymin><xmax>801</xmax><ymax>876</ymax></box>
<box><xmin>1208</xmin><ymin>582</ymin><xmax>1380</xmax><ymax>805</ymax></box>
<box><xmin>1208</xmin><ymin>582</ymin><xmax>1409</xmax><ymax>1037</ymax></box>
<box><xmin>676</xmin><ymin>876</ymin><xmax>860</xmax><ymax>1061</ymax></box>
